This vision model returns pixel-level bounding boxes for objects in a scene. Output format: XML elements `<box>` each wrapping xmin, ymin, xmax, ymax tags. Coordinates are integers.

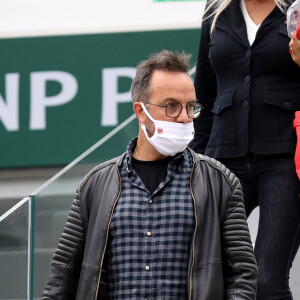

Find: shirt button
<box><xmin>147</xmin><ymin>231</ymin><xmax>152</xmax><ymax>237</ymax></box>
<box><xmin>145</xmin><ymin>265</ymin><xmax>150</xmax><ymax>271</ymax></box>
<box><xmin>246</xmin><ymin>50</ymin><xmax>251</xmax><ymax>56</ymax></box>
<box><xmin>244</xmin><ymin>76</ymin><xmax>250</xmax><ymax>83</ymax></box>
<box><xmin>243</xmin><ymin>101</ymin><xmax>249</xmax><ymax>109</ymax></box>
<box><xmin>148</xmin><ymin>199</ymin><xmax>153</xmax><ymax>204</ymax></box>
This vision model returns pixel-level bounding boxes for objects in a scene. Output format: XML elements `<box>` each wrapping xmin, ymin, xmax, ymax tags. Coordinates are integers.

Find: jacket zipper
<box><xmin>189</xmin><ymin>162</ymin><xmax>198</xmax><ymax>300</ymax></box>
<box><xmin>93</xmin><ymin>161</ymin><xmax>197</xmax><ymax>299</ymax></box>
<box><xmin>94</xmin><ymin>166</ymin><xmax>122</xmax><ymax>300</ymax></box>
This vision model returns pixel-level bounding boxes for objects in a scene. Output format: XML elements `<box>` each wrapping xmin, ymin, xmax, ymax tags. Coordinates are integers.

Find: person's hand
<box><xmin>289</xmin><ymin>32</ymin><xmax>300</xmax><ymax>67</ymax></box>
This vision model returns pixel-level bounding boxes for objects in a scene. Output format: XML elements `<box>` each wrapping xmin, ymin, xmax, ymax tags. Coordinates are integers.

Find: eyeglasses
<box><xmin>144</xmin><ymin>102</ymin><xmax>203</xmax><ymax>119</ymax></box>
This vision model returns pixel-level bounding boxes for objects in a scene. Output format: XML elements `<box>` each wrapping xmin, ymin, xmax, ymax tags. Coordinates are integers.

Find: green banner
<box><xmin>0</xmin><ymin>29</ymin><xmax>200</xmax><ymax>168</ymax></box>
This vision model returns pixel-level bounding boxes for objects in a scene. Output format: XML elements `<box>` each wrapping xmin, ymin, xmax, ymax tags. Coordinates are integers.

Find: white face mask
<box><xmin>140</xmin><ymin>102</ymin><xmax>194</xmax><ymax>156</ymax></box>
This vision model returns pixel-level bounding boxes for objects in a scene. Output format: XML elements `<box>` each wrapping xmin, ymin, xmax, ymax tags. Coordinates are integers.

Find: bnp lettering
<box><xmin>0</xmin><ymin>68</ymin><xmax>136</xmax><ymax>131</ymax></box>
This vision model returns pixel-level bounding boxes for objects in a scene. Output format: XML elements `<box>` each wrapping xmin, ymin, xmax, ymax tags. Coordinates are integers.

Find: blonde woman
<box><xmin>190</xmin><ymin>0</ymin><xmax>300</xmax><ymax>298</ymax></box>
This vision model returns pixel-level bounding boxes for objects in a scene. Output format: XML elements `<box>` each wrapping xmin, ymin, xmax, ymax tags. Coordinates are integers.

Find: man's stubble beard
<box><xmin>145</xmin><ymin>115</ymin><xmax>155</xmax><ymax>138</ymax></box>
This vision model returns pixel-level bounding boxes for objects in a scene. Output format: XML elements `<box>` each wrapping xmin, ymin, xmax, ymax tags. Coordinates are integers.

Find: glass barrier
<box><xmin>30</xmin><ymin>114</ymin><xmax>138</xmax><ymax>298</ymax></box>
<box><xmin>0</xmin><ymin>197</ymin><xmax>31</xmax><ymax>300</ymax></box>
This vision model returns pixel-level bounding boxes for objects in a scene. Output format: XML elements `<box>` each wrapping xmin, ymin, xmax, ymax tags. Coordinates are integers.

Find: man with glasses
<box><xmin>43</xmin><ymin>50</ymin><xmax>257</xmax><ymax>300</ymax></box>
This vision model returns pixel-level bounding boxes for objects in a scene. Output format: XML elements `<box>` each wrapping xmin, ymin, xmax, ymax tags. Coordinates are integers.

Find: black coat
<box><xmin>190</xmin><ymin>0</ymin><xmax>300</xmax><ymax>159</ymax></box>
<box><xmin>42</xmin><ymin>150</ymin><xmax>257</xmax><ymax>300</ymax></box>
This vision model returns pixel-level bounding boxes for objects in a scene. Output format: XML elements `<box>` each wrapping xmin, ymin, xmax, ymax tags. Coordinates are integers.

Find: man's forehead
<box><xmin>149</xmin><ymin>71</ymin><xmax>196</xmax><ymax>104</ymax></box>
<box><xmin>150</xmin><ymin>70</ymin><xmax>194</xmax><ymax>88</ymax></box>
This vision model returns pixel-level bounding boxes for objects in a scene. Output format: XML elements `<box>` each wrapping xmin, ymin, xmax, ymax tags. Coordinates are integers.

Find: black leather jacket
<box><xmin>43</xmin><ymin>149</ymin><xmax>257</xmax><ymax>300</ymax></box>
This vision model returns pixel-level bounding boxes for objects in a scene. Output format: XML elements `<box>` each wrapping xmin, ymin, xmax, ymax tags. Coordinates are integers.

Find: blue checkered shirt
<box><xmin>103</xmin><ymin>138</ymin><xmax>195</xmax><ymax>299</ymax></box>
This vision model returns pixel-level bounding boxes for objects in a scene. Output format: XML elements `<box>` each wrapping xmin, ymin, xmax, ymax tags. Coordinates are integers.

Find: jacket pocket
<box><xmin>208</xmin><ymin>90</ymin><xmax>235</xmax><ymax>147</ymax></box>
<box><xmin>263</xmin><ymin>85</ymin><xmax>300</xmax><ymax>142</ymax></box>
<box><xmin>263</xmin><ymin>86</ymin><xmax>300</xmax><ymax>111</ymax></box>
<box><xmin>192</xmin><ymin>262</ymin><xmax>224</xmax><ymax>300</ymax></box>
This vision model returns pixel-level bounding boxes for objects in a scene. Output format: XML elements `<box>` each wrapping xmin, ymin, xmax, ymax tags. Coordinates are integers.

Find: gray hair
<box><xmin>131</xmin><ymin>50</ymin><xmax>191</xmax><ymax>103</ymax></box>
<box><xmin>205</xmin><ymin>0</ymin><xmax>289</xmax><ymax>34</ymax></box>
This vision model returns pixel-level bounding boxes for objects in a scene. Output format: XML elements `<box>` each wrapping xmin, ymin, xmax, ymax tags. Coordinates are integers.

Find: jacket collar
<box><xmin>221</xmin><ymin>0</ymin><xmax>284</xmax><ymax>47</ymax></box>
<box><xmin>255</xmin><ymin>5</ymin><xmax>284</xmax><ymax>43</ymax></box>
<box><xmin>227</xmin><ymin>0</ymin><xmax>249</xmax><ymax>47</ymax></box>
<box><xmin>123</xmin><ymin>137</ymin><xmax>186</xmax><ymax>174</ymax></box>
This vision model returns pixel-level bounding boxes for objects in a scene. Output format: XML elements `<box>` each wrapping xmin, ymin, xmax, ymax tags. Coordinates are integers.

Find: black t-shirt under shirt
<box><xmin>131</xmin><ymin>156</ymin><xmax>173</xmax><ymax>194</ymax></box>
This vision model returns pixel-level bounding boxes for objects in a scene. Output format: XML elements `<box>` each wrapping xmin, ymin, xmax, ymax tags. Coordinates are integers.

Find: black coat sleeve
<box><xmin>189</xmin><ymin>16</ymin><xmax>217</xmax><ymax>154</ymax></box>
<box><xmin>221</xmin><ymin>180</ymin><xmax>258</xmax><ymax>299</ymax></box>
<box><xmin>42</xmin><ymin>187</ymin><xmax>85</xmax><ymax>299</ymax></box>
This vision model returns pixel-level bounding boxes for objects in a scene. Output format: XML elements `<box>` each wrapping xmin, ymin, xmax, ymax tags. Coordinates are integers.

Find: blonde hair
<box><xmin>204</xmin><ymin>0</ymin><xmax>289</xmax><ymax>34</ymax></box>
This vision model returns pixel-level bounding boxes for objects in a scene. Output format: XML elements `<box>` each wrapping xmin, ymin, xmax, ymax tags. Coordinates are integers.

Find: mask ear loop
<box><xmin>140</xmin><ymin>102</ymin><xmax>156</xmax><ymax>123</ymax></box>
<box><xmin>140</xmin><ymin>102</ymin><xmax>154</xmax><ymax>140</ymax></box>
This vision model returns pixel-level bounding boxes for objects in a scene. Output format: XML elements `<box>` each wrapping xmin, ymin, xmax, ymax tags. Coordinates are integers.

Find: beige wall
<box><xmin>0</xmin><ymin>0</ymin><xmax>205</xmax><ymax>38</ymax></box>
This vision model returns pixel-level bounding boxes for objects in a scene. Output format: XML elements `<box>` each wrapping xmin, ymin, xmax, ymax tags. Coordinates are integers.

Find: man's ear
<box><xmin>133</xmin><ymin>101</ymin><xmax>146</xmax><ymax>124</ymax></box>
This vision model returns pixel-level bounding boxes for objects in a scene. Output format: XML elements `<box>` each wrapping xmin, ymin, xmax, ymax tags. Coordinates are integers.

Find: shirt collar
<box><xmin>124</xmin><ymin>137</ymin><xmax>186</xmax><ymax>176</ymax></box>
